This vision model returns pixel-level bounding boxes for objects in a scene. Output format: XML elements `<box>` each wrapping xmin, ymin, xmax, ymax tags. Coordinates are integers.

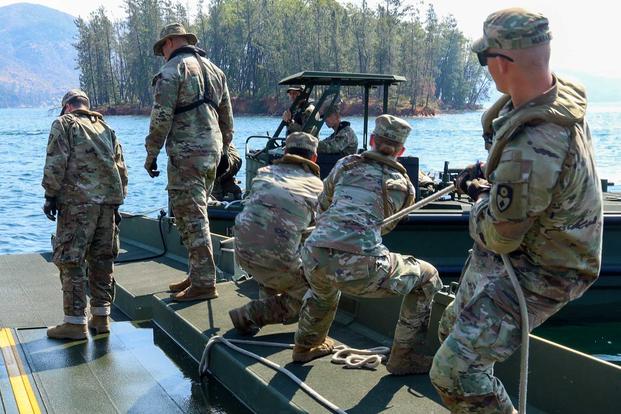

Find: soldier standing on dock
<box><xmin>229</xmin><ymin>132</ymin><xmax>323</xmax><ymax>335</ymax></box>
<box><xmin>144</xmin><ymin>23</ymin><xmax>234</xmax><ymax>301</ymax></box>
<box><xmin>292</xmin><ymin>115</ymin><xmax>443</xmax><ymax>375</ymax></box>
<box><xmin>43</xmin><ymin>89</ymin><xmax>128</xmax><ymax>340</ymax></box>
<box><xmin>430</xmin><ymin>9</ymin><xmax>603</xmax><ymax>413</ymax></box>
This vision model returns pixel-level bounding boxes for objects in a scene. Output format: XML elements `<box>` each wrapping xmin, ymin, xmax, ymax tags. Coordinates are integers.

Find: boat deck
<box><xmin>1</xmin><ymin>227</ymin><xmax>619</xmax><ymax>413</ymax></box>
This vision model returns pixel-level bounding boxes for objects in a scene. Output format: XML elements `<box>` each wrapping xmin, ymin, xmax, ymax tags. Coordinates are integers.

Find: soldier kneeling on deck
<box><xmin>292</xmin><ymin>115</ymin><xmax>443</xmax><ymax>375</ymax></box>
<box><xmin>229</xmin><ymin>132</ymin><xmax>324</xmax><ymax>335</ymax></box>
<box><xmin>42</xmin><ymin>89</ymin><xmax>128</xmax><ymax>340</ymax></box>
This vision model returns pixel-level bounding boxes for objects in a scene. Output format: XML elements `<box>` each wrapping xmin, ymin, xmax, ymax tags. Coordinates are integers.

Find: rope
<box><xmin>199</xmin><ymin>336</ymin><xmax>347</xmax><ymax>414</ymax></box>
<box><xmin>501</xmin><ymin>254</ymin><xmax>529</xmax><ymax>414</ymax></box>
<box><xmin>331</xmin><ymin>345</ymin><xmax>390</xmax><ymax>369</ymax></box>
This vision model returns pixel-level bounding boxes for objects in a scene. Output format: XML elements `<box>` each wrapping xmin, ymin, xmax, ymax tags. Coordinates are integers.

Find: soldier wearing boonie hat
<box><xmin>431</xmin><ymin>8</ymin><xmax>602</xmax><ymax>414</ymax></box>
<box><xmin>144</xmin><ymin>22</ymin><xmax>234</xmax><ymax>302</ymax></box>
<box><xmin>317</xmin><ymin>98</ymin><xmax>358</xmax><ymax>157</ymax></box>
<box><xmin>282</xmin><ymin>84</ymin><xmax>316</xmax><ymax>135</ymax></box>
<box><xmin>229</xmin><ymin>132</ymin><xmax>323</xmax><ymax>337</ymax></box>
<box><xmin>292</xmin><ymin>113</ymin><xmax>442</xmax><ymax>371</ymax></box>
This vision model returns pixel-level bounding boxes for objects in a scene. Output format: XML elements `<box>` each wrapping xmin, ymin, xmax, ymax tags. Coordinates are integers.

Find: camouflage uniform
<box><xmin>233</xmin><ymin>133</ymin><xmax>323</xmax><ymax>328</ymax></box>
<box><xmin>295</xmin><ymin>115</ymin><xmax>442</xmax><ymax>350</ymax></box>
<box><xmin>212</xmin><ymin>142</ymin><xmax>243</xmax><ymax>200</ymax></box>
<box><xmin>42</xmin><ymin>107</ymin><xmax>128</xmax><ymax>324</ymax></box>
<box><xmin>430</xmin><ymin>10</ymin><xmax>603</xmax><ymax>413</ymax></box>
<box><xmin>145</xmin><ymin>25</ymin><xmax>234</xmax><ymax>289</ymax></box>
<box><xmin>317</xmin><ymin>121</ymin><xmax>358</xmax><ymax>156</ymax></box>
<box><xmin>287</xmin><ymin>100</ymin><xmax>315</xmax><ymax>135</ymax></box>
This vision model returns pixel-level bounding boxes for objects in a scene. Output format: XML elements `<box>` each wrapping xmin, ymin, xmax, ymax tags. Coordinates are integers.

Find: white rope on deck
<box><xmin>199</xmin><ymin>336</ymin><xmax>390</xmax><ymax>413</ymax></box>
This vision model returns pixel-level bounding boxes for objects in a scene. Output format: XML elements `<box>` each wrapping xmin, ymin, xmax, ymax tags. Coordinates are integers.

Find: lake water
<box><xmin>1</xmin><ymin>105</ymin><xmax>619</xmax><ymax>255</ymax></box>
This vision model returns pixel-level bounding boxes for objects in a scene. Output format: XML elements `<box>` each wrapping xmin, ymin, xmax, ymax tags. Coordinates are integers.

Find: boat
<box><xmin>1</xmin><ymin>71</ymin><xmax>619</xmax><ymax>413</ymax></box>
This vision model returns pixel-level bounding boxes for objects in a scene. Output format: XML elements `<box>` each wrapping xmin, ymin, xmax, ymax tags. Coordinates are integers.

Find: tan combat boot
<box><xmin>88</xmin><ymin>315</ymin><xmax>110</xmax><ymax>335</ymax></box>
<box><xmin>170</xmin><ymin>285</ymin><xmax>218</xmax><ymax>302</ymax></box>
<box><xmin>47</xmin><ymin>323</ymin><xmax>87</xmax><ymax>340</ymax></box>
<box><xmin>386</xmin><ymin>344</ymin><xmax>434</xmax><ymax>375</ymax></box>
<box><xmin>169</xmin><ymin>277</ymin><xmax>191</xmax><ymax>293</ymax></box>
<box><xmin>292</xmin><ymin>338</ymin><xmax>335</xmax><ymax>363</ymax></box>
<box><xmin>229</xmin><ymin>307</ymin><xmax>260</xmax><ymax>336</ymax></box>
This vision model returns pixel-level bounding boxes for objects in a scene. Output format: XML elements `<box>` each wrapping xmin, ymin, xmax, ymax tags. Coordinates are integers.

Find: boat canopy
<box><xmin>278</xmin><ymin>71</ymin><xmax>407</xmax><ymax>87</ymax></box>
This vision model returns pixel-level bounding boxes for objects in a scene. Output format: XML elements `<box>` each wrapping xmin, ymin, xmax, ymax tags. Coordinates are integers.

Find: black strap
<box><xmin>174</xmin><ymin>51</ymin><xmax>219</xmax><ymax>115</ymax></box>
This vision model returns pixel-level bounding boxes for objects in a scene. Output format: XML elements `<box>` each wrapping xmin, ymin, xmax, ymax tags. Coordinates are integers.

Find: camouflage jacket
<box><xmin>145</xmin><ymin>46</ymin><xmax>234</xmax><ymax>159</ymax></box>
<box><xmin>306</xmin><ymin>150</ymin><xmax>415</xmax><ymax>256</ymax></box>
<box><xmin>42</xmin><ymin>109</ymin><xmax>128</xmax><ymax>205</ymax></box>
<box><xmin>287</xmin><ymin>100</ymin><xmax>315</xmax><ymax>135</ymax></box>
<box><xmin>317</xmin><ymin>121</ymin><xmax>358</xmax><ymax>156</ymax></box>
<box><xmin>471</xmin><ymin>75</ymin><xmax>603</xmax><ymax>300</ymax></box>
<box><xmin>234</xmin><ymin>155</ymin><xmax>323</xmax><ymax>272</ymax></box>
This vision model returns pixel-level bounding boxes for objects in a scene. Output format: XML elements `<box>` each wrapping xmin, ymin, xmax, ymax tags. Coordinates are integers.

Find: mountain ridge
<box><xmin>0</xmin><ymin>2</ymin><xmax>79</xmax><ymax>107</ymax></box>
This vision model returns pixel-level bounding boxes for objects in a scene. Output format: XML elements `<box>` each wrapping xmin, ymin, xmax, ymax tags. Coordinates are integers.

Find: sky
<box><xmin>1</xmin><ymin>0</ymin><xmax>619</xmax><ymax>78</ymax></box>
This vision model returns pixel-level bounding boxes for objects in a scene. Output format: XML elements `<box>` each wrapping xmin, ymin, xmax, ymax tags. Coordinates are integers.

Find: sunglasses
<box><xmin>477</xmin><ymin>51</ymin><xmax>514</xmax><ymax>67</ymax></box>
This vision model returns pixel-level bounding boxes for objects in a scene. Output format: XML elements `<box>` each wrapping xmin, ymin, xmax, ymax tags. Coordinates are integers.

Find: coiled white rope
<box><xmin>331</xmin><ymin>344</ymin><xmax>390</xmax><ymax>369</ymax></box>
<box><xmin>199</xmin><ymin>337</ymin><xmax>391</xmax><ymax>413</ymax></box>
<box><xmin>501</xmin><ymin>254</ymin><xmax>529</xmax><ymax>414</ymax></box>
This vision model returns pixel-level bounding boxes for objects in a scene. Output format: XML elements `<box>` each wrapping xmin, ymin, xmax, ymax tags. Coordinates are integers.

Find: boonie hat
<box><xmin>320</xmin><ymin>98</ymin><xmax>342</xmax><ymax>118</ymax></box>
<box><xmin>286</xmin><ymin>85</ymin><xmax>304</xmax><ymax>93</ymax></box>
<box><xmin>285</xmin><ymin>132</ymin><xmax>319</xmax><ymax>153</ymax></box>
<box><xmin>472</xmin><ymin>8</ymin><xmax>552</xmax><ymax>53</ymax></box>
<box><xmin>60</xmin><ymin>89</ymin><xmax>89</xmax><ymax>115</ymax></box>
<box><xmin>373</xmin><ymin>114</ymin><xmax>411</xmax><ymax>144</ymax></box>
<box><xmin>153</xmin><ymin>23</ymin><xmax>198</xmax><ymax>56</ymax></box>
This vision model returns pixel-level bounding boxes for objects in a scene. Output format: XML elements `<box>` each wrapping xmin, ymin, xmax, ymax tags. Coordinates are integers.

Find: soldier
<box><xmin>212</xmin><ymin>142</ymin><xmax>243</xmax><ymax>201</ymax></box>
<box><xmin>144</xmin><ymin>23</ymin><xmax>234</xmax><ymax>301</ymax></box>
<box><xmin>429</xmin><ymin>9</ymin><xmax>603</xmax><ymax>413</ymax></box>
<box><xmin>229</xmin><ymin>132</ymin><xmax>323</xmax><ymax>335</ymax></box>
<box><xmin>292</xmin><ymin>115</ymin><xmax>443</xmax><ymax>375</ymax></box>
<box><xmin>317</xmin><ymin>99</ymin><xmax>358</xmax><ymax>157</ymax></box>
<box><xmin>43</xmin><ymin>89</ymin><xmax>128</xmax><ymax>340</ymax></box>
<box><xmin>282</xmin><ymin>85</ymin><xmax>315</xmax><ymax>135</ymax></box>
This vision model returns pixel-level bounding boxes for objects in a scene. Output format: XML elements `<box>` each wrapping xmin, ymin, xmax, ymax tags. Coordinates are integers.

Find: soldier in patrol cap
<box><xmin>317</xmin><ymin>98</ymin><xmax>358</xmax><ymax>157</ymax></box>
<box><xmin>282</xmin><ymin>85</ymin><xmax>316</xmax><ymax>135</ymax></box>
<box><xmin>43</xmin><ymin>89</ymin><xmax>128</xmax><ymax>339</ymax></box>
<box><xmin>229</xmin><ymin>132</ymin><xmax>323</xmax><ymax>335</ymax></box>
<box><xmin>292</xmin><ymin>115</ymin><xmax>442</xmax><ymax>374</ymax></box>
<box><xmin>430</xmin><ymin>9</ymin><xmax>603</xmax><ymax>413</ymax></box>
<box><xmin>144</xmin><ymin>23</ymin><xmax>234</xmax><ymax>301</ymax></box>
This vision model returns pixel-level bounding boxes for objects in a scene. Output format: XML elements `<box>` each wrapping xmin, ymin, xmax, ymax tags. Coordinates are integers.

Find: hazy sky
<box><xmin>1</xmin><ymin>0</ymin><xmax>619</xmax><ymax>78</ymax></box>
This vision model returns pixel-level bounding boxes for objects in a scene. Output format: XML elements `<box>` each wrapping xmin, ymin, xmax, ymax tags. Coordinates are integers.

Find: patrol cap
<box><xmin>320</xmin><ymin>98</ymin><xmax>341</xmax><ymax>118</ymax></box>
<box><xmin>472</xmin><ymin>8</ymin><xmax>552</xmax><ymax>53</ymax></box>
<box><xmin>372</xmin><ymin>114</ymin><xmax>412</xmax><ymax>144</ymax></box>
<box><xmin>153</xmin><ymin>23</ymin><xmax>198</xmax><ymax>56</ymax></box>
<box><xmin>60</xmin><ymin>89</ymin><xmax>89</xmax><ymax>115</ymax></box>
<box><xmin>286</xmin><ymin>85</ymin><xmax>304</xmax><ymax>93</ymax></box>
<box><xmin>285</xmin><ymin>132</ymin><xmax>319</xmax><ymax>154</ymax></box>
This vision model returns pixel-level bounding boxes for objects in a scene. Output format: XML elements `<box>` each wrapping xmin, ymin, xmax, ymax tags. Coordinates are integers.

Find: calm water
<box><xmin>1</xmin><ymin>106</ymin><xmax>619</xmax><ymax>365</ymax></box>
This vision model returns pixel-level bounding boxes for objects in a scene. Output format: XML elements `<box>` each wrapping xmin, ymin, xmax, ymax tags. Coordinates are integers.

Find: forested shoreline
<box><xmin>75</xmin><ymin>0</ymin><xmax>491</xmax><ymax>116</ymax></box>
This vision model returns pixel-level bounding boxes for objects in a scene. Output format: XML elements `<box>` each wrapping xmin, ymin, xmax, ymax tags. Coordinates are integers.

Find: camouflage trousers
<box><xmin>430</xmin><ymin>245</ymin><xmax>571</xmax><ymax>414</ymax></box>
<box><xmin>52</xmin><ymin>203</ymin><xmax>120</xmax><ymax>324</ymax></box>
<box><xmin>235</xmin><ymin>255</ymin><xmax>309</xmax><ymax>327</ymax></box>
<box><xmin>168</xmin><ymin>153</ymin><xmax>219</xmax><ymax>288</ymax></box>
<box><xmin>295</xmin><ymin>245</ymin><xmax>442</xmax><ymax>348</ymax></box>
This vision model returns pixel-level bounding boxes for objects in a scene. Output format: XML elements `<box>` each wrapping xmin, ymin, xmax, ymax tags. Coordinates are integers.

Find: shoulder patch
<box><xmin>496</xmin><ymin>184</ymin><xmax>513</xmax><ymax>212</ymax></box>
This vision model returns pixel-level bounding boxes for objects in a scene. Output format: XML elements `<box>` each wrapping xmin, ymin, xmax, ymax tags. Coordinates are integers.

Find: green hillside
<box><xmin>0</xmin><ymin>2</ymin><xmax>78</xmax><ymax>107</ymax></box>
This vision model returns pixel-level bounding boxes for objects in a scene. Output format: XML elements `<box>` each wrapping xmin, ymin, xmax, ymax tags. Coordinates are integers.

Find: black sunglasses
<box><xmin>477</xmin><ymin>51</ymin><xmax>514</xmax><ymax>67</ymax></box>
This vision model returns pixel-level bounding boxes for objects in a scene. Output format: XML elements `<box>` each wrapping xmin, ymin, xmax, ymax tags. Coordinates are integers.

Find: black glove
<box><xmin>43</xmin><ymin>197</ymin><xmax>57</xmax><ymax>221</ymax></box>
<box><xmin>455</xmin><ymin>162</ymin><xmax>485</xmax><ymax>194</ymax></box>
<box><xmin>114</xmin><ymin>207</ymin><xmax>122</xmax><ymax>225</ymax></box>
<box><xmin>144</xmin><ymin>154</ymin><xmax>160</xmax><ymax>178</ymax></box>
<box><xmin>466</xmin><ymin>178</ymin><xmax>491</xmax><ymax>201</ymax></box>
